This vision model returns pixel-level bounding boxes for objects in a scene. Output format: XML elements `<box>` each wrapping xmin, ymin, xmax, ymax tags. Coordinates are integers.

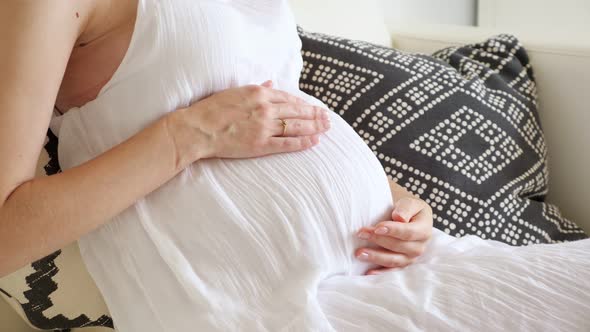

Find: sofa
<box><xmin>2</xmin><ymin>0</ymin><xmax>589</xmax><ymax>330</ymax></box>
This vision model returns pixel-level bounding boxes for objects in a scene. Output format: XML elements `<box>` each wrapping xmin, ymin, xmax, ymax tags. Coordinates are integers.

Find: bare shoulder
<box><xmin>0</xmin><ymin>0</ymin><xmax>97</xmax><ymax>40</ymax></box>
<box><xmin>0</xmin><ymin>0</ymin><xmax>99</xmax><ymax>201</ymax></box>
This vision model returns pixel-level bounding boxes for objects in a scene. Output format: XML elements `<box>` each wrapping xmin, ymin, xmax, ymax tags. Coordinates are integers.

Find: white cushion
<box><xmin>287</xmin><ymin>0</ymin><xmax>390</xmax><ymax>46</ymax></box>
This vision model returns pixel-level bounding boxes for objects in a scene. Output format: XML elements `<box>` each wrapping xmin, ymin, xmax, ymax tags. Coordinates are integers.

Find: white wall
<box><xmin>478</xmin><ymin>0</ymin><xmax>590</xmax><ymax>41</ymax></box>
<box><xmin>289</xmin><ymin>0</ymin><xmax>391</xmax><ymax>45</ymax></box>
<box><xmin>380</xmin><ymin>0</ymin><xmax>477</xmax><ymax>26</ymax></box>
<box><xmin>380</xmin><ymin>0</ymin><xmax>590</xmax><ymax>43</ymax></box>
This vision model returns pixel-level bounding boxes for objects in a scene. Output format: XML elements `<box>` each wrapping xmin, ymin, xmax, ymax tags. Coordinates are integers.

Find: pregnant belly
<box><xmin>76</xmin><ymin>111</ymin><xmax>393</xmax><ymax>320</ymax></box>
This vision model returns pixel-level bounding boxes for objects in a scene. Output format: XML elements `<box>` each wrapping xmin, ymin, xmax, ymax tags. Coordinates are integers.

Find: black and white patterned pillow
<box><xmin>1</xmin><ymin>30</ymin><xmax>587</xmax><ymax>331</ymax></box>
<box><xmin>298</xmin><ymin>28</ymin><xmax>588</xmax><ymax>244</ymax></box>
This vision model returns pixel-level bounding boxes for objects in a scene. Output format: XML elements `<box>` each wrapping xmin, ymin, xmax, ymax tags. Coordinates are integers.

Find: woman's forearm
<box><xmin>0</xmin><ymin>115</ymin><xmax>194</xmax><ymax>277</ymax></box>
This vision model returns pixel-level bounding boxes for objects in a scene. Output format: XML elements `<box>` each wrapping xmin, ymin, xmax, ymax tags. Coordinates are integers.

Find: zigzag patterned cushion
<box><xmin>0</xmin><ymin>30</ymin><xmax>587</xmax><ymax>331</ymax></box>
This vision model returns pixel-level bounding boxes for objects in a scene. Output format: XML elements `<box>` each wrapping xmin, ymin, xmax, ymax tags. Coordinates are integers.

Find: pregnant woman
<box><xmin>1</xmin><ymin>0</ymin><xmax>589</xmax><ymax>331</ymax></box>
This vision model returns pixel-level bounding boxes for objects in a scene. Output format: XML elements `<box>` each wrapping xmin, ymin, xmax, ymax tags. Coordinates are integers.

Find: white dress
<box><xmin>51</xmin><ymin>0</ymin><xmax>590</xmax><ymax>331</ymax></box>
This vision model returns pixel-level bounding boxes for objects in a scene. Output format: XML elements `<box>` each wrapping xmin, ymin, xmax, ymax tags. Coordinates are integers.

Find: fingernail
<box><xmin>323</xmin><ymin>119</ymin><xmax>331</xmax><ymax>129</ymax></box>
<box><xmin>321</xmin><ymin>110</ymin><xmax>329</xmax><ymax>120</ymax></box>
<box><xmin>311</xmin><ymin>135</ymin><xmax>320</xmax><ymax>145</ymax></box>
<box><xmin>375</xmin><ymin>227</ymin><xmax>389</xmax><ymax>235</ymax></box>
<box><xmin>358</xmin><ymin>252</ymin><xmax>369</xmax><ymax>261</ymax></box>
<box><xmin>392</xmin><ymin>212</ymin><xmax>410</xmax><ymax>223</ymax></box>
<box><xmin>357</xmin><ymin>231</ymin><xmax>371</xmax><ymax>240</ymax></box>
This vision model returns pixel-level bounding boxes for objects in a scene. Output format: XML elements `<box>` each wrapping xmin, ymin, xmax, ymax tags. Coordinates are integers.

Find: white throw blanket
<box><xmin>51</xmin><ymin>0</ymin><xmax>590</xmax><ymax>330</ymax></box>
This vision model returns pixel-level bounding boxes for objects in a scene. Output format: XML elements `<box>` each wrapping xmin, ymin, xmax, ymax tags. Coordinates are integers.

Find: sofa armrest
<box><xmin>387</xmin><ymin>23</ymin><xmax>590</xmax><ymax>233</ymax></box>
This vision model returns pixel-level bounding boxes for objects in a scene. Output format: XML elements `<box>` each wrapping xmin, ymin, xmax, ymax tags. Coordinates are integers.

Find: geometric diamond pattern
<box><xmin>298</xmin><ymin>27</ymin><xmax>587</xmax><ymax>246</ymax></box>
<box><xmin>411</xmin><ymin>106</ymin><xmax>523</xmax><ymax>184</ymax></box>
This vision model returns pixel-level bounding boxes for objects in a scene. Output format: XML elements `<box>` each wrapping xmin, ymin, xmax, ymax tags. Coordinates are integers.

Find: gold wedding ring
<box><xmin>280</xmin><ymin>119</ymin><xmax>288</xmax><ymax>137</ymax></box>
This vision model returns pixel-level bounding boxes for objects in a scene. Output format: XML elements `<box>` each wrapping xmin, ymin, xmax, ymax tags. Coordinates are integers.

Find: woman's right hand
<box><xmin>165</xmin><ymin>81</ymin><xmax>331</xmax><ymax>165</ymax></box>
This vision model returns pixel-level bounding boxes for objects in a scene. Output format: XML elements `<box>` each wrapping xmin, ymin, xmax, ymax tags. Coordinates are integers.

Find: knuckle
<box><xmin>301</xmin><ymin>136</ymin><xmax>313</xmax><ymax>148</ymax></box>
<box><xmin>296</xmin><ymin>96</ymin><xmax>308</xmax><ymax>104</ymax></box>
<box><xmin>407</xmin><ymin>245</ymin><xmax>424</xmax><ymax>258</ymax></box>
<box><xmin>415</xmin><ymin>245</ymin><xmax>426</xmax><ymax>257</ymax></box>
<box><xmin>299</xmin><ymin>138</ymin><xmax>310</xmax><ymax>149</ymax></box>
<box><xmin>282</xmin><ymin>139</ymin><xmax>298</xmax><ymax>150</ymax></box>
<box><xmin>314</xmin><ymin>106</ymin><xmax>325</xmax><ymax>119</ymax></box>
<box><xmin>402</xmin><ymin>229</ymin><xmax>414</xmax><ymax>241</ymax></box>
<box><xmin>398</xmin><ymin>260</ymin><xmax>413</xmax><ymax>268</ymax></box>
<box><xmin>293</xmin><ymin>106</ymin><xmax>304</xmax><ymax>117</ymax></box>
<box><xmin>258</xmin><ymin>128</ymin><xmax>272</xmax><ymax>140</ymax></box>
<box><xmin>396</xmin><ymin>228</ymin><xmax>411</xmax><ymax>240</ymax></box>
<box><xmin>289</xmin><ymin>121</ymin><xmax>301</xmax><ymax>134</ymax></box>
<box><xmin>256</xmin><ymin>104</ymin><xmax>273</xmax><ymax>119</ymax></box>
<box><xmin>251</xmin><ymin>136</ymin><xmax>267</xmax><ymax>149</ymax></box>
<box><xmin>385</xmin><ymin>256</ymin><xmax>400</xmax><ymax>268</ymax></box>
<box><xmin>309</xmin><ymin>106</ymin><xmax>319</xmax><ymax>118</ymax></box>
<box><xmin>314</xmin><ymin>120</ymin><xmax>322</xmax><ymax>132</ymax></box>
<box><xmin>287</xmin><ymin>94</ymin><xmax>300</xmax><ymax>104</ymax></box>
<box><xmin>383</xmin><ymin>221</ymin><xmax>397</xmax><ymax>230</ymax></box>
<box><xmin>247</xmin><ymin>85</ymin><xmax>265</xmax><ymax>97</ymax></box>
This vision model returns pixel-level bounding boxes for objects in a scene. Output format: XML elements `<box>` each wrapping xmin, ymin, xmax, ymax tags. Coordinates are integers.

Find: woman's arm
<box><xmin>0</xmin><ymin>1</ymin><xmax>97</xmax><ymax>277</ymax></box>
<box><xmin>0</xmin><ymin>1</ymin><xmax>196</xmax><ymax>277</ymax></box>
<box><xmin>0</xmin><ymin>3</ymin><xmax>329</xmax><ymax>277</ymax></box>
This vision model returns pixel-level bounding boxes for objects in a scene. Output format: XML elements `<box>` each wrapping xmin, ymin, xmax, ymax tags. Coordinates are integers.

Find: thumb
<box><xmin>391</xmin><ymin>198</ymin><xmax>423</xmax><ymax>223</ymax></box>
<box><xmin>391</xmin><ymin>210</ymin><xmax>411</xmax><ymax>223</ymax></box>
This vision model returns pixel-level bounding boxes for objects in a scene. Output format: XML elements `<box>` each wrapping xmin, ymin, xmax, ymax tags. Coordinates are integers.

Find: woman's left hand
<box><xmin>355</xmin><ymin>197</ymin><xmax>433</xmax><ymax>275</ymax></box>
